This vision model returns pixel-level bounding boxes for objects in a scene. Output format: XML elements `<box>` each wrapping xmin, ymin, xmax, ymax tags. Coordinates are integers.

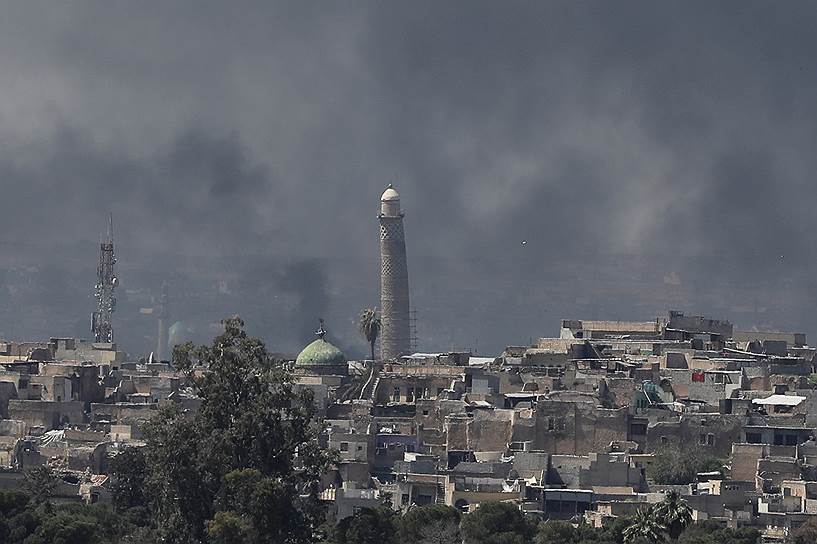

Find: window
<box><xmin>357</xmin><ymin>445</ymin><xmax>363</xmax><ymax>451</ymax></box>
<box><xmin>660</xmin><ymin>436</ymin><xmax>668</xmax><ymax>445</ymax></box>
<box><xmin>547</xmin><ymin>416</ymin><xmax>565</xmax><ymax>432</ymax></box>
<box><xmin>422</xmin><ymin>410</ymin><xmax>429</xmax><ymax>416</ymax></box>
<box><xmin>340</xmin><ymin>442</ymin><xmax>349</xmax><ymax>452</ymax></box>
<box><xmin>392</xmin><ymin>388</ymin><xmax>400</xmax><ymax>402</ymax></box>
<box><xmin>699</xmin><ymin>433</ymin><xmax>714</xmax><ymax>446</ymax></box>
<box><xmin>746</xmin><ymin>433</ymin><xmax>762</xmax><ymax>444</ymax></box>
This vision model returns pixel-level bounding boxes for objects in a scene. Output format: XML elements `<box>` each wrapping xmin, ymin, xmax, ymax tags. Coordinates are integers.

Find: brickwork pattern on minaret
<box><xmin>379</xmin><ymin>195</ymin><xmax>411</xmax><ymax>361</ymax></box>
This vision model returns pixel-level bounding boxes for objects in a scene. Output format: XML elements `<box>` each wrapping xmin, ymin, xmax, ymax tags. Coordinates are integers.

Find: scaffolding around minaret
<box><xmin>91</xmin><ymin>214</ymin><xmax>117</xmax><ymax>343</ymax></box>
<box><xmin>379</xmin><ymin>184</ymin><xmax>411</xmax><ymax>360</ymax></box>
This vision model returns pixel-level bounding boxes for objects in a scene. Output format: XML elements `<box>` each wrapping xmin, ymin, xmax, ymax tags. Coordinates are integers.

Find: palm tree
<box><xmin>623</xmin><ymin>506</ymin><xmax>666</xmax><ymax>544</ymax></box>
<box><xmin>359</xmin><ymin>307</ymin><xmax>381</xmax><ymax>361</ymax></box>
<box><xmin>654</xmin><ymin>490</ymin><xmax>692</xmax><ymax>541</ymax></box>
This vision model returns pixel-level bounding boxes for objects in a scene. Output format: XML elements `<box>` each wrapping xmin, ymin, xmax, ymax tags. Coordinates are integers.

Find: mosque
<box><xmin>294</xmin><ymin>319</ymin><xmax>348</xmax><ymax>376</ymax></box>
<box><xmin>291</xmin><ymin>184</ymin><xmax>412</xmax><ymax>412</ymax></box>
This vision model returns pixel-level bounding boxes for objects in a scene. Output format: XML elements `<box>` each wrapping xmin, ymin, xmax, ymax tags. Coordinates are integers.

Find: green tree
<box><xmin>789</xmin><ymin>517</ymin><xmax>817</xmax><ymax>544</ymax></box>
<box><xmin>653</xmin><ymin>491</ymin><xmax>692</xmax><ymax>541</ymax></box>
<box><xmin>22</xmin><ymin>466</ymin><xmax>57</xmax><ymax>504</ymax></box>
<box><xmin>460</xmin><ymin>501</ymin><xmax>536</xmax><ymax>544</ymax></box>
<box><xmin>418</xmin><ymin>518</ymin><xmax>461</xmax><ymax>544</ymax></box>
<box><xmin>399</xmin><ymin>504</ymin><xmax>461</xmax><ymax>544</ymax></box>
<box><xmin>334</xmin><ymin>506</ymin><xmax>398</xmax><ymax>544</ymax></box>
<box><xmin>0</xmin><ymin>495</ymin><xmax>137</xmax><ymax>544</ymax></box>
<box><xmin>535</xmin><ymin>518</ymin><xmax>623</xmax><ymax>544</ymax></box>
<box><xmin>143</xmin><ymin>316</ymin><xmax>336</xmax><ymax>544</ymax></box>
<box><xmin>676</xmin><ymin>521</ymin><xmax>759</xmax><ymax>544</ymax></box>
<box><xmin>647</xmin><ymin>444</ymin><xmax>722</xmax><ymax>485</ymax></box>
<box><xmin>359</xmin><ymin>308</ymin><xmax>382</xmax><ymax>361</ymax></box>
<box><xmin>22</xmin><ymin>511</ymin><xmax>100</xmax><ymax>544</ymax></box>
<box><xmin>536</xmin><ymin>520</ymin><xmax>578</xmax><ymax>544</ymax></box>
<box><xmin>110</xmin><ymin>446</ymin><xmax>147</xmax><ymax>512</ymax></box>
<box><xmin>623</xmin><ymin>507</ymin><xmax>665</xmax><ymax>544</ymax></box>
<box><xmin>0</xmin><ymin>490</ymin><xmax>32</xmax><ymax>543</ymax></box>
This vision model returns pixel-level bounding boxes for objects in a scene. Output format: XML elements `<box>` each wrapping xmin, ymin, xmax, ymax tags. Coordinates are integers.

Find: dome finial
<box><xmin>315</xmin><ymin>318</ymin><xmax>326</xmax><ymax>340</ymax></box>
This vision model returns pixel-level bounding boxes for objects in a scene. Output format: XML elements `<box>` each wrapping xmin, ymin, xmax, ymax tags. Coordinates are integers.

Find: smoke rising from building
<box><xmin>0</xmin><ymin>3</ymin><xmax>815</xmax><ymax>354</ymax></box>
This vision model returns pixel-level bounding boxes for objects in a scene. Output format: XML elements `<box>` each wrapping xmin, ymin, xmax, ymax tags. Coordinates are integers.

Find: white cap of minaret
<box><xmin>380</xmin><ymin>184</ymin><xmax>401</xmax><ymax>216</ymax></box>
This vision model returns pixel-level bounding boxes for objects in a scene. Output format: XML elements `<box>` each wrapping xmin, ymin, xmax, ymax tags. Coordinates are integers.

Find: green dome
<box><xmin>295</xmin><ymin>338</ymin><xmax>346</xmax><ymax>367</ymax></box>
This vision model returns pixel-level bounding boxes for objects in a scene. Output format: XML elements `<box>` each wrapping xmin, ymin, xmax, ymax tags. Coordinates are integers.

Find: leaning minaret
<box><xmin>379</xmin><ymin>184</ymin><xmax>411</xmax><ymax>360</ymax></box>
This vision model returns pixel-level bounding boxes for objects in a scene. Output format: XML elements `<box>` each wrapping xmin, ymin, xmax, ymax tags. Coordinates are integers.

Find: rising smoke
<box><xmin>0</xmin><ymin>2</ymin><xmax>815</xmax><ymax>355</ymax></box>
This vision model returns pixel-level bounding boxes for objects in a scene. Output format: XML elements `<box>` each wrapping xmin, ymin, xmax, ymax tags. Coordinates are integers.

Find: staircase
<box><xmin>435</xmin><ymin>481</ymin><xmax>445</xmax><ymax>504</ymax></box>
<box><xmin>359</xmin><ymin>364</ymin><xmax>381</xmax><ymax>402</ymax></box>
<box><xmin>368</xmin><ymin>376</ymin><xmax>381</xmax><ymax>402</ymax></box>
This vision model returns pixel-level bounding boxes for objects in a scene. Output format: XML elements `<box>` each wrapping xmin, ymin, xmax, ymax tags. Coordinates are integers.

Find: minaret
<box><xmin>379</xmin><ymin>184</ymin><xmax>411</xmax><ymax>360</ymax></box>
<box><xmin>156</xmin><ymin>282</ymin><xmax>170</xmax><ymax>361</ymax></box>
<box><xmin>91</xmin><ymin>213</ymin><xmax>117</xmax><ymax>343</ymax></box>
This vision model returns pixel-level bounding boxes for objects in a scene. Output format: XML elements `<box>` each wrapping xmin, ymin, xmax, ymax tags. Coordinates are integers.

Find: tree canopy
<box><xmin>400</xmin><ymin>504</ymin><xmax>461</xmax><ymax>544</ymax></box>
<box><xmin>647</xmin><ymin>444</ymin><xmax>723</xmax><ymax>485</ymax></box>
<box><xmin>460</xmin><ymin>501</ymin><xmax>537</xmax><ymax>544</ymax></box>
<box><xmin>135</xmin><ymin>316</ymin><xmax>336</xmax><ymax>543</ymax></box>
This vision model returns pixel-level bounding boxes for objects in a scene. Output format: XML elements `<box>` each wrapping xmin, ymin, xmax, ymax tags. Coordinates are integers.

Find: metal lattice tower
<box><xmin>379</xmin><ymin>184</ymin><xmax>411</xmax><ymax>360</ymax></box>
<box><xmin>91</xmin><ymin>214</ymin><xmax>117</xmax><ymax>343</ymax></box>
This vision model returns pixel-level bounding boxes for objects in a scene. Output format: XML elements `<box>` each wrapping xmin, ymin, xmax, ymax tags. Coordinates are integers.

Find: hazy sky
<box><xmin>1</xmin><ymin>2</ymin><xmax>816</xmax><ymax>355</ymax></box>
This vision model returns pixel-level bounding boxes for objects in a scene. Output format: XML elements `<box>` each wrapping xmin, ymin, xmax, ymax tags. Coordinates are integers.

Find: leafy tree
<box><xmin>0</xmin><ymin>490</ymin><xmax>32</xmax><ymax>543</ymax></box>
<box><xmin>623</xmin><ymin>507</ymin><xmax>665</xmax><ymax>544</ymax></box>
<box><xmin>460</xmin><ymin>501</ymin><xmax>536</xmax><ymax>544</ymax></box>
<box><xmin>535</xmin><ymin>518</ymin><xmax>625</xmax><ymax>544</ymax></box>
<box><xmin>653</xmin><ymin>491</ymin><xmax>692</xmax><ymax>541</ymax></box>
<box><xmin>207</xmin><ymin>510</ymin><xmax>254</xmax><ymax>544</ymax></box>
<box><xmin>789</xmin><ymin>517</ymin><xmax>817</xmax><ymax>544</ymax></box>
<box><xmin>0</xmin><ymin>491</ymin><xmax>143</xmax><ymax>544</ymax></box>
<box><xmin>697</xmin><ymin>458</ymin><xmax>724</xmax><ymax>476</ymax></box>
<box><xmin>143</xmin><ymin>316</ymin><xmax>336</xmax><ymax>544</ymax></box>
<box><xmin>536</xmin><ymin>520</ymin><xmax>579</xmax><ymax>544</ymax></box>
<box><xmin>418</xmin><ymin>518</ymin><xmax>461</xmax><ymax>544</ymax></box>
<box><xmin>675</xmin><ymin>521</ymin><xmax>758</xmax><ymax>544</ymax></box>
<box><xmin>22</xmin><ymin>511</ymin><xmax>101</xmax><ymax>544</ymax></box>
<box><xmin>334</xmin><ymin>506</ymin><xmax>398</xmax><ymax>544</ymax></box>
<box><xmin>110</xmin><ymin>446</ymin><xmax>147</xmax><ymax>512</ymax></box>
<box><xmin>359</xmin><ymin>308</ymin><xmax>382</xmax><ymax>361</ymax></box>
<box><xmin>647</xmin><ymin>444</ymin><xmax>722</xmax><ymax>485</ymax></box>
<box><xmin>597</xmin><ymin>516</ymin><xmax>629</xmax><ymax>544</ymax></box>
<box><xmin>22</xmin><ymin>466</ymin><xmax>57</xmax><ymax>504</ymax></box>
<box><xmin>399</xmin><ymin>504</ymin><xmax>461</xmax><ymax>544</ymax></box>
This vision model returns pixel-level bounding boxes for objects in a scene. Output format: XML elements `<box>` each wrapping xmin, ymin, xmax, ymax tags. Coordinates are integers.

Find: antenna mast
<box><xmin>91</xmin><ymin>213</ymin><xmax>117</xmax><ymax>343</ymax></box>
